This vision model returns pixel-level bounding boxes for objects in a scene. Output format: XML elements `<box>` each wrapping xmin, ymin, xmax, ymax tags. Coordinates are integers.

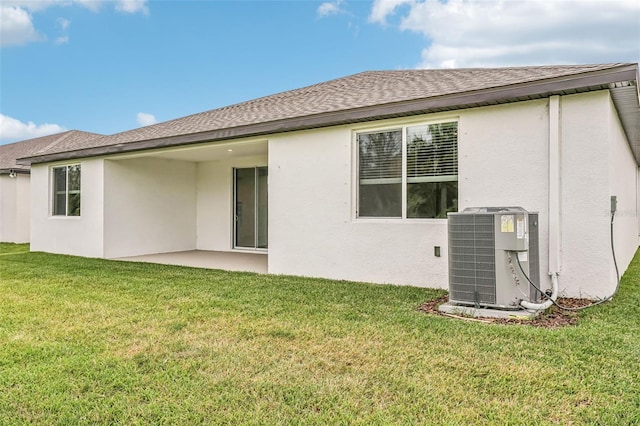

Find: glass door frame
<box><xmin>232</xmin><ymin>166</ymin><xmax>268</xmax><ymax>251</ymax></box>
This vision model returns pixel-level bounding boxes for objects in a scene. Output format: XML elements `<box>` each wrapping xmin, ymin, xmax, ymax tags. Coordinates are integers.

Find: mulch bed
<box><xmin>418</xmin><ymin>295</ymin><xmax>595</xmax><ymax>328</ymax></box>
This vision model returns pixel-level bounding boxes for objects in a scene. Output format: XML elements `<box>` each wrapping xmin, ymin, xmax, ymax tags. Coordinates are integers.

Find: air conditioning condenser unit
<box><xmin>447</xmin><ymin>207</ymin><xmax>542</xmax><ymax>310</ymax></box>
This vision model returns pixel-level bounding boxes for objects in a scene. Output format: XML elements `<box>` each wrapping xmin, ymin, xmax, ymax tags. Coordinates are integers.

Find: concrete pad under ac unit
<box><xmin>438</xmin><ymin>302</ymin><xmax>540</xmax><ymax>320</ymax></box>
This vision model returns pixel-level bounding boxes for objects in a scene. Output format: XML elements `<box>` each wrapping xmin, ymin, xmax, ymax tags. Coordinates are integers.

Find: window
<box><xmin>52</xmin><ymin>164</ymin><xmax>81</xmax><ymax>216</ymax></box>
<box><xmin>357</xmin><ymin>121</ymin><xmax>458</xmax><ymax>219</ymax></box>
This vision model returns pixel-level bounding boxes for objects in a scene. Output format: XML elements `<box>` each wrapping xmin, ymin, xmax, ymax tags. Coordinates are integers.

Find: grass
<box><xmin>1</xmin><ymin>243</ymin><xmax>639</xmax><ymax>425</ymax></box>
<box><xmin>0</xmin><ymin>242</ymin><xmax>30</xmax><ymax>255</ymax></box>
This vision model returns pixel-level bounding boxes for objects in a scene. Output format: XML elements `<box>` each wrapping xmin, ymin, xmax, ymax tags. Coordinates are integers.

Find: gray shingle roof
<box><xmin>20</xmin><ymin>63</ymin><xmax>640</xmax><ymax>164</ymax></box>
<box><xmin>0</xmin><ymin>130</ymin><xmax>102</xmax><ymax>172</ymax></box>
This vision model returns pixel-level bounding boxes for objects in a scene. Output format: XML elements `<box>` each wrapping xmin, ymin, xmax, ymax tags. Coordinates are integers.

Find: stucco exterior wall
<box><xmin>560</xmin><ymin>91</ymin><xmax>621</xmax><ymax>298</ymax></box>
<box><xmin>0</xmin><ymin>174</ymin><xmax>29</xmax><ymax>243</ymax></box>
<box><xmin>269</xmin><ymin>92</ymin><xmax>638</xmax><ymax>297</ymax></box>
<box><xmin>103</xmin><ymin>157</ymin><xmax>197</xmax><ymax>258</ymax></box>
<box><xmin>16</xmin><ymin>174</ymin><xmax>31</xmax><ymax>243</ymax></box>
<box><xmin>0</xmin><ymin>176</ymin><xmax>7</xmax><ymax>242</ymax></box>
<box><xmin>268</xmin><ymin>124</ymin><xmax>450</xmax><ymax>287</ymax></box>
<box><xmin>30</xmin><ymin>159</ymin><xmax>105</xmax><ymax>257</ymax></box>
<box><xmin>460</xmin><ymin>99</ymin><xmax>551</xmax><ymax>289</ymax></box>
<box><xmin>26</xmin><ymin>89</ymin><xmax>638</xmax><ymax>300</ymax></box>
<box><xmin>196</xmin><ymin>155</ymin><xmax>267</xmax><ymax>251</ymax></box>
<box><xmin>453</xmin><ymin>92</ymin><xmax>638</xmax><ymax>298</ymax></box>
<box><xmin>608</xmin><ymin>93</ymin><xmax>640</xmax><ymax>285</ymax></box>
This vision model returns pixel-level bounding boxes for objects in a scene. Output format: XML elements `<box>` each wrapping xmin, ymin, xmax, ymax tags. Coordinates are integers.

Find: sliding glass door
<box><xmin>234</xmin><ymin>167</ymin><xmax>267</xmax><ymax>249</ymax></box>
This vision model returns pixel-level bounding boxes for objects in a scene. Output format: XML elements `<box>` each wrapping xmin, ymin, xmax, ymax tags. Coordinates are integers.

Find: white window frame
<box><xmin>51</xmin><ymin>164</ymin><xmax>81</xmax><ymax>217</ymax></box>
<box><xmin>354</xmin><ymin>118</ymin><xmax>459</xmax><ymax>220</ymax></box>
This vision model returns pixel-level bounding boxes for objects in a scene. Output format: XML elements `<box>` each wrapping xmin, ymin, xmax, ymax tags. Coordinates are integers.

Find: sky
<box><xmin>1</xmin><ymin>0</ymin><xmax>639</xmax><ymax>145</ymax></box>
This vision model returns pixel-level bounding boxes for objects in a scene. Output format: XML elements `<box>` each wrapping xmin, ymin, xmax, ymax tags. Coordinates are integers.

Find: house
<box><xmin>0</xmin><ymin>130</ymin><xmax>101</xmax><ymax>243</ymax></box>
<box><xmin>18</xmin><ymin>63</ymin><xmax>640</xmax><ymax>299</ymax></box>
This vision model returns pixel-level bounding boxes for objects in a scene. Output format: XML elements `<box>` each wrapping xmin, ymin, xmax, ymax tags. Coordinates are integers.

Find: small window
<box><xmin>357</xmin><ymin>121</ymin><xmax>458</xmax><ymax>219</ymax></box>
<box><xmin>52</xmin><ymin>164</ymin><xmax>81</xmax><ymax>216</ymax></box>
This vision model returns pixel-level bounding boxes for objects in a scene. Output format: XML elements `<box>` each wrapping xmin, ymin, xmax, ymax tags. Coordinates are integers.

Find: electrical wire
<box><xmin>514</xmin><ymin>211</ymin><xmax>621</xmax><ymax>311</ymax></box>
<box><xmin>506</xmin><ymin>252</ymin><xmax>538</xmax><ymax>303</ymax></box>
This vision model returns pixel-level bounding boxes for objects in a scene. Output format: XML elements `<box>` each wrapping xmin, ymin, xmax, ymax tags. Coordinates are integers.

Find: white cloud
<box><xmin>58</xmin><ymin>17</ymin><xmax>70</xmax><ymax>30</ymax></box>
<box><xmin>136</xmin><ymin>112</ymin><xmax>157</xmax><ymax>126</ymax></box>
<box><xmin>1</xmin><ymin>1</ymin><xmax>61</xmax><ymax>13</ymax></box>
<box><xmin>0</xmin><ymin>114</ymin><xmax>66</xmax><ymax>144</ymax></box>
<box><xmin>116</xmin><ymin>0</ymin><xmax>149</xmax><ymax>15</ymax></box>
<box><xmin>369</xmin><ymin>0</ymin><xmax>414</xmax><ymax>24</ymax></box>
<box><xmin>370</xmin><ymin>0</ymin><xmax>640</xmax><ymax>68</ymax></box>
<box><xmin>74</xmin><ymin>0</ymin><xmax>104</xmax><ymax>13</ymax></box>
<box><xmin>54</xmin><ymin>17</ymin><xmax>70</xmax><ymax>44</ymax></box>
<box><xmin>317</xmin><ymin>0</ymin><xmax>344</xmax><ymax>17</ymax></box>
<box><xmin>1</xmin><ymin>0</ymin><xmax>149</xmax><ymax>48</ymax></box>
<box><xmin>317</xmin><ymin>0</ymin><xmax>360</xmax><ymax>36</ymax></box>
<box><xmin>0</xmin><ymin>6</ymin><xmax>45</xmax><ymax>47</ymax></box>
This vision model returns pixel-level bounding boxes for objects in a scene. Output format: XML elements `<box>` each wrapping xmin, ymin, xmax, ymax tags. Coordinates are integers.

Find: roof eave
<box><xmin>18</xmin><ymin>63</ymin><xmax>639</xmax><ymax>166</ymax></box>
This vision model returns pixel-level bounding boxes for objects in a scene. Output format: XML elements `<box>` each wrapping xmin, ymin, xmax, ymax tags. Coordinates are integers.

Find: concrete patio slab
<box><xmin>114</xmin><ymin>250</ymin><xmax>268</xmax><ymax>274</ymax></box>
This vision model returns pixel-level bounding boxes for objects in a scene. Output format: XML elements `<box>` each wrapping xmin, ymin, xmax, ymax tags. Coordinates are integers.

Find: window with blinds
<box><xmin>358</xmin><ymin>129</ymin><xmax>402</xmax><ymax>217</ymax></box>
<box><xmin>52</xmin><ymin>164</ymin><xmax>81</xmax><ymax>216</ymax></box>
<box><xmin>357</xmin><ymin>121</ymin><xmax>458</xmax><ymax>219</ymax></box>
<box><xmin>406</xmin><ymin>122</ymin><xmax>458</xmax><ymax>218</ymax></box>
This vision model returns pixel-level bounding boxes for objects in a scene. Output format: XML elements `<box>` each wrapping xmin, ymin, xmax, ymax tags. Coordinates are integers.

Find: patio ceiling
<box><xmin>110</xmin><ymin>139</ymin><xmax>268</xmax><ymax>163</ymax></box>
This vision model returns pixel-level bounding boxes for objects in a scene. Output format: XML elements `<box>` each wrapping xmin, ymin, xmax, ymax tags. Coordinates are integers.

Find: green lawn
<box><xmin>1</xmin><ymin>244</ymin><xmax>639</xmax><ymax>425</ymax></box>
<box><xmin>0</xmin><ymin>242</ymin><xmax>31</xmax><ymax>255</ymax></box>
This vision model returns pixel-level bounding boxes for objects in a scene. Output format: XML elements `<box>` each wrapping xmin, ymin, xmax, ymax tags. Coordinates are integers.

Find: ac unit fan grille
<box><xmin>448</xmin><ymin>214</ymin><xmax>496</xmax><ymax>305</ymax></box>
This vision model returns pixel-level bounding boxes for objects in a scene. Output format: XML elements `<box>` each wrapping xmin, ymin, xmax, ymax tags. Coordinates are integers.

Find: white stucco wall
<box><xmin>608</xmin><ymin>94</ymin><xmax>640</xmax><ymax>285</ymax></box>
<box><xmin>459</xmin><ymin>92</ymin><xmax>638</xmax><ymax>298</ymax></box>
<box><xmin>559</xmin><ymin>91</ymin><xmax>630</xmax><ymax>298</ymax></box>
<box><xmin>26</xmin><ymin>89</ymin><xmax>638</xmax><ymax>300</ymax></box>
<box><xmin>0</xmin><ymin>176</ymin><xmax>6</xmax><ymax>242</ymax></box>
<box><xmin>0</xmin><ymin>174</ymin><xmax>29</xmax><ymax>243</ymax></box>
<box><xmin>30</xmin><ymin>159</ymin><xmax>105</xmax><ymax>257</ymax></box>
<box><xmin>268</xmin><ymin>124</ymin><xmax>450</xmax><ymax>287</ymax></box>
<box><xmin>103</xmin><ymin>157</ymin><xmax>197</xmax><ymax>258</ymax></box>
<box><xmin>460</xmin><ymin>99</ymin><xmax>551</xmax><ymax>288</ymax></box>
<box><xmin>196</xmin><ymin>155</ymin><xmax>267</xmax><ymax>251</ymax></box>
<box><xmin>16</xmin><ymin>174</ymin><xmax>30</xmax><ymax>243</ymax></box>
<box><xmin>268</xmin><ymin>92</ymin><xmax>638</xmax><ymax>297</ymax></box>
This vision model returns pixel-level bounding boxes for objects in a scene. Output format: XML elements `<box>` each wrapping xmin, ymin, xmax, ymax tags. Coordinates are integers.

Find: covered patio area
<box><xmin>114</xmin><ymin>250</ymin><xmax>268</xmax><ymax>273</ymax></box>
<box><xmin>100</xmin><ymin>137</ymin><xmax>269</xmax><ymax>263</ymax></box>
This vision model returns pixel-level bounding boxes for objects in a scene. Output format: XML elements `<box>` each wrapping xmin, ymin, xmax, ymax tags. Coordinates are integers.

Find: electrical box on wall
<box><xmin>611</xmin><ymin>195</ymin><xmax>617</xmax><ymax>214</ymax></box>
<box><xmin>447</xmin><ymin>207</ymin><xmax>542</xmax><ymax>310</ymax></box>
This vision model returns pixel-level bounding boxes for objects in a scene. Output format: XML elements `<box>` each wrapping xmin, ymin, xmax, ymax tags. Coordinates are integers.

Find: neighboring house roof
<box><xmin>18</xmin><ymin>63</ymin><xmax>640</xmax><ymax>165</ymax></box>
<box><xmin>0</xmin><ymin>130</ymin><xmax>102</xmax><ymax>174</ymax></box>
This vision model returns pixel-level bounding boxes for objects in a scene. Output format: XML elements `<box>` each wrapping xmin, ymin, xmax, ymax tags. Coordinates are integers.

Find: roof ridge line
<box><xmin>34</xmin><ymin>130</ymin><xmax>77</xmax><ymax>155</ymax></box>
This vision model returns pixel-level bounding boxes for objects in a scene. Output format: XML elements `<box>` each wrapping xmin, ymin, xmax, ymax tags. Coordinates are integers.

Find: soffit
<box><xmin>610</xmin><ymin>82</ymin><xmax>640</xmax><ymax>164</ymax></box>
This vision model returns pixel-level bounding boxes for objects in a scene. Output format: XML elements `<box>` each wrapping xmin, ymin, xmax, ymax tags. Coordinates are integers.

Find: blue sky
<box><xmin>1</xmin><ymin>0</ymin><xmax>639</xmax><ymax>144</ymax></box>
